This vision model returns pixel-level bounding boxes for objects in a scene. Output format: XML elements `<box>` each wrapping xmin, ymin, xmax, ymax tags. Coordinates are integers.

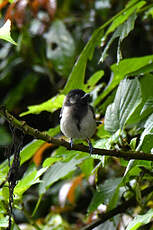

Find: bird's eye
<box><xmin>70</xmin><ymin>95</ymin><xmax>79</xmax><ymax>104</ymax></box>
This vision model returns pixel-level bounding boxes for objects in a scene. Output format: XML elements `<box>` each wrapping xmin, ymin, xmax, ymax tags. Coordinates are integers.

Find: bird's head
<box><xmin>64</xmin><ymin>89</ymin><xmax>90</xmax><ymax>106</ymax></box>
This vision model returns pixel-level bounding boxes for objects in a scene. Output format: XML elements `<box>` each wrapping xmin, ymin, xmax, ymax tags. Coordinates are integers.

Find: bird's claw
<box><xmin>70</xmin><ymin>138</ymin><xmax>73</xmax><ymax>148</ymax></box>
<box><xmin>87</xmin><ymin>138</ymin><xmax>93</xmax><ymax>155</ymax></box>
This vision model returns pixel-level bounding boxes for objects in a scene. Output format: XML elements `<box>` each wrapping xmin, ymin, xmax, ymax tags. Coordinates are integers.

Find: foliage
<box><xmin>0</xmin><ymin>0</ymin><xmax>153</xmax><ymax>229</ymax></box>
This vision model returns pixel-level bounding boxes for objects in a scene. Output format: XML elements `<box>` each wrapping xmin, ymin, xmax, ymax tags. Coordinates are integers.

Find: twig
<box><xmin>81</xmin><ymin>185</ymin><xmax>153</xmax><ymax>230</ymax></box>
<box><xmin>0</xmin><ymin>105</ymin><xmax>153</xmax><ymax>161</ymax></box>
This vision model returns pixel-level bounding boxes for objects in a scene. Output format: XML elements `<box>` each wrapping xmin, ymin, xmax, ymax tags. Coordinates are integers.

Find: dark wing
<box><xmin>59</xmin><ymin>106</ymin><xmax>63</xmax><ymax>119</ymax></box>
<box><xmin>89</xmin><ymin>105</ymin><xmax>102</xmax><ymax>125</ymax></box>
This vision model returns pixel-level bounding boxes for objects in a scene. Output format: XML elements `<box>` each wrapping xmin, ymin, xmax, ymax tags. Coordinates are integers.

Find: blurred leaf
<box><xmin>20</xmin><ymin>94</ymin><xmax>64</xmax><ymax>116</ymax></box>
<box><xmin>39</xmin><ymin>155</ymin><xmax>87</xmax><ymax>195</ymax></box>
<box><xmin>0</xmin><ymin>126</ymin><xmax>11</xmax><ymax>145</ymax></box>
<box><xmin>126</xmin><ymin>209</ymin><xmax>153</xmax><ymax>230</ymax></box>
<box><xmin>20</xmin><ymin>126</ymin><xmax>60</xmax><ymax>165</ymax></box>
<box><xmin>12</xmin><ymin>223</ymin><xmax>21</xmax><ymax>230</ymax></box>
<box><xmin>0</xmin><ymin>56</ymin><xmax>23</xmax><ymax>81</ymax></box>
<box><xmin>44</xmin><ymin>20</ymin><xmax>76</xmax><ymax>77</ymax></box>
<box><xmin>4</xmin><ymin>73</ymin><xmax>39</xmax><ymax>110</ymax></box>
<box><xmin>67</xmin><ymin>174</ymin><xmax>84</xmax><ymax>205</ymax></box>
<box><xmin>94</xmin><ymin>216</ymin><xmax>119</xmax><ymax>230</ymax></box>
<box><xmin>100</xmin><ymin>13</ymin><xmax>137</xmax><ymax>63</ymax></box>
<box><xmin>104</xmin><ymin>79</ymin><xmax>141</xmax><ymax>133</ymax></box>
<box><xmin>33</xmin><ymin>142</ymin><xmax>53</xmax><ymax>166</ymax></box>
<box><xmin>14</xmin><ymin>164</ymin><xmax>48</xmax><ymax>196</ymax></box>
<box><xmin>137</xmin><ymin>113</ymin><xmax>153</xmax><ymax>152</ymax></box>
<box><xmin>0</xmin><ymin>19</ymin><xmax>17</xmax><ymax>45</ymax></box>
<box><xmin>0</xmin><ymin>215</ymin><xmax>8</xmax><ymax>227</ymax></box>
<box><xmin>88</xmin><ymin>178</ymin><xmax>121</xmax><ymax>213</ymax></box>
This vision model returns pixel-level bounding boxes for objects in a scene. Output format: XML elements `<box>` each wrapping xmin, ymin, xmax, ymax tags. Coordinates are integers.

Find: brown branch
<box><xmin>0</xmin><ymin>105</ymin><xmax>153</xmax><ymax>161</ymax></box>
<box><xmin>81</xmin><ymin>185</ymin><xmax>153</xmax><ymax>230</ymax></box>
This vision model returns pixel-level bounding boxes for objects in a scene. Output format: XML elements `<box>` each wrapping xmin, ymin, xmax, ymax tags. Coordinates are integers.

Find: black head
<box><xmin>64</xmin><ymin>89</ymin><xmax>90</xmax><ymax>106</ymax></box>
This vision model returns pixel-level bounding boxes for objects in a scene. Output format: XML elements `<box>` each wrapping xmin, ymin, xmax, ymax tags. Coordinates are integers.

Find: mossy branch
<box><xmin>0</xmin><ymin>105</ymin><xmax>153</xmax><ymax>161</ymax></box>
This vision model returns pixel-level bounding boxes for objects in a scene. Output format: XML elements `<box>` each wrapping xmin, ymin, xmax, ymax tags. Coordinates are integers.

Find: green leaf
<box><xmin>104</xmin><ymin>78</ymin><xmax>141</xmax><ymax>133</ymax></box>
<box><xmin>100</xmin><ymin>13</ymin><xmax>137</xmax><ymax>63</ymax></box>
<box><xmin>95</xmin><ymin>55</ymin><xmax>153</xmax><ymax>106</ymax></box>
<box><xmin>39</xmin><ymin>156</ymin><xmax>87</xmax><ymax>195</ymax></box>
<box><xmin>64</xmin><ymin>0</ymin><xmax>145</xmax><ymax>94</ymax></box>
<box><xmin>63</xmin><ymin>33</ymin><xmax>100</xmax><ymax>93</ymax></box>
<box><xmin>95</xmin><ymin>216</ymin><xmax>119</xmax><ymax>230</ymax></box>
<box><xmin>20</xmin><ymin>140</ymin><xmax>45</xmax><ymax>165</ymax></box>
<box><xmin>20</xmin><ymin>126</ymin><xmax>60</xmax><ymax>165</ymax></box>
<box><xmin>105</xmin><ymin>1</ymin><xmax>145</xmax><ymax>36</ymax></box>
<box><xmin>14</xmin><ymin>165</ymin><xmax>48</xmax><ymax>196</ymax></box>
<box><xmin>80</xmin><ymin>158</ymin><xmax>94</xmax><ymax>177</ymax></box>
<box><xmin>44</xmin><ymin>20</ymin><xmax>76</xmax><ymax>77</ymax></box>
<box><xmin>126</xmin><ymin>74</ymin><xmax>153</xmax><ymax>125</ymax></box>
<box><xmin>20</xmin><ymin>94</ymin><xmax>65</xmax><ymax>116</ymax></box>
<box><xmin>137</xmin><ymin>113</ymin><xmax>153</xmax><ymax>152</ymax></box>
<box><xmin>0</xmin><ymin>20</ymin><xmax>17</xmax><ymax>45</ymax></box>
<box><xmin>88</xmin><ymin>178</ymin><xmax>121</xmax><ymax>213</ymax></box>
<box><xmin>126</xmin><ymin>209</ymin><xmax>153</xmax><ymax>230</ymax></box>
<box><xmin>85</xmin><ymin>70</ymin><xmax>104</xmax><ymax>91</ymax></box>
<box><xmin>42</xmin><ymin>157</ymin><xmax>62</xmax><ymax>168</ymax></box>
<box><xmin>0</xmin><ymin>215</ymin><xmax>9</xmax><ymax>227</ymax></box>
<box><xmin>117</xmin><ymin>12</ymin><xmax>137</xmax><ymax>63</ymax></box>
<box><xmin>0</xmin><ymin>126</ymin><xmax>11</xmax><ymax>145</ymax></box>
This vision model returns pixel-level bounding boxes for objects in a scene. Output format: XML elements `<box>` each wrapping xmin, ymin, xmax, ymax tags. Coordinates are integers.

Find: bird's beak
<box><xmin>81</xmin><ymin>93</ymin><xmax>90</xmax><ymax>103</ymax></box>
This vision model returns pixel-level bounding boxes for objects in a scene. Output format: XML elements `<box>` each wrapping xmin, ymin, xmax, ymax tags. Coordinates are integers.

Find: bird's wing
<box><xmin>59</xmin><ymin>106</ymin><xmax>63</xmax><ymax>119</ymax></box>
<box><xmin>89</xmin><ymin>105</ymin><xmax>102</xmax><ymax>125</ymax></box>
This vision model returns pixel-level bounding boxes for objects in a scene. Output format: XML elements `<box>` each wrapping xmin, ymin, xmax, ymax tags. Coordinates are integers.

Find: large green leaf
<box><xmin>104</xmin><ymin>78</ymin><xmax>141</xmax><ymax>133</ymax></box>
<box><xmin>39</xmin><ymin>155</ymin><xmax>87</xmax><ymax>195</ymax></box>
<box><xmin>14</xmin><ymin>165</ymin><xmax>48</xmax><ymax>196</ymax></box>
<box><xmin>64</xmin><ymin>0</ymin><xmax>145</xmax><ymax>94</ymax></box>
<box><xmin>100</xmin><ymin>12</ymin><xmax>137</xmax><ymax>63</ymax></box>
<box><xmin>126</xmin><ymin>209</ymin><xmax>153</xmax><ymax>230</ymax></box>
<box><xmin>0</xmin><ymin>20</ymin><xmax>17</xmax><ymax>45</ymax></box>
<box><xmin>44</xmin><ymin>20</ymin><xmax>76</xmax><ymax>77</ymax></box>
<box><xmin>88</xmin><ymin>178</ymin><xmax>121</xmax><ymax>213</ymax></box>
<box><xmin>20</xmin><ymin>94</ymin><xmax>64</xmax><ymax>116</ymax></box>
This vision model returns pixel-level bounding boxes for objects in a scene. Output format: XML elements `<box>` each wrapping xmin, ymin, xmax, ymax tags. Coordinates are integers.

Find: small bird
<box><xmin>60</xmin><ymin>89</ymin><xmax>96</xmax><ymax>154</ymax></box>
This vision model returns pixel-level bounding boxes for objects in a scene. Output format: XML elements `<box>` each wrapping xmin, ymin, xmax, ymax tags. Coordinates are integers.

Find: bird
<box><xmin>60</xmin><ymin>89</ymin><xmax>96</xmax><ymax>154</ymax></box>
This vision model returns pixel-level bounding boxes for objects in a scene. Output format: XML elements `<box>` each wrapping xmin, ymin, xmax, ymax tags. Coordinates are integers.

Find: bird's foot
<box><xmin>87</xmin><ymin>138</ymin><xmax>93</xmax><ymax>155</ymax></box>
<box><xmin>70</xmin><ymin>138</ymin><xmax>73</xmax><ymax>148</ymax></box>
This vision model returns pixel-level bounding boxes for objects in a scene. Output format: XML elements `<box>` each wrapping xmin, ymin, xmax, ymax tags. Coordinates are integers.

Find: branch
<box><xmin>81</xmin><ymin>185</ymin><xmax>153</xmax><ymax>230</ymax></box>
<box><xmin>0</xmin><ymin>105</ymin><xmax>153</xmax><ymax>161</ymax></box>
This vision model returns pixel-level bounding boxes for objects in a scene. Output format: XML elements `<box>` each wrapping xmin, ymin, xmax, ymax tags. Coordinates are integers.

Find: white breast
<box><xmin>60</xmin><ymin>106</ymin><xmax>96</xmax><ymax>139</ymax></box>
